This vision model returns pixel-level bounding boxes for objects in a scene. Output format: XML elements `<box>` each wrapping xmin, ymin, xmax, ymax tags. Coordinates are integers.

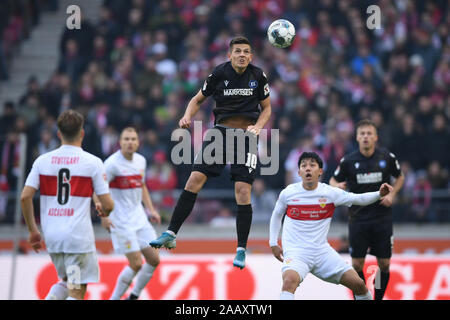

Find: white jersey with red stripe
<box><xmin>269</xmin><ymin>182</ymin><xmax>380</xmax><ymax>253</ymax></box>
<box><xmin>104</xmin><ymin>151</ymin><xmax>148</xmax><ymax>231</ymax></box>
<box><xmin>25</xmin><ymin>145</ymin><xmax>109</xmax><ymax>253</ymax></box>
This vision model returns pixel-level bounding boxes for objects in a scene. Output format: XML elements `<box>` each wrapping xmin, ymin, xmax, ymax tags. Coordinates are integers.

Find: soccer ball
<box><xmin>267</xmin><ymin>19</ymin><xmax>296</xmax><ymax>48</ymax></box>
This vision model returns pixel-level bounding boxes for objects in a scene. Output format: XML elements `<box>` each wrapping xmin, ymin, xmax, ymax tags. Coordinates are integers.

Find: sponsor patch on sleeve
<box><xmin>334</xmin><ymin>166</ymin><xmax>340</xmax><ymax>176</ymax></box>
<box><xmin>264</xmin><ymin>83</ymin><xmax>270</xmax><ymax>95</ymax></box>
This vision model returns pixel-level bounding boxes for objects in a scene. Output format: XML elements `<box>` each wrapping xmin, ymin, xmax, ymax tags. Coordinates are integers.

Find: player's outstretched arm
<box><xmin>179</xmin><ymin>90</ymin><xmax>207</xmax><ymax>129</ymax></box>
<box><xmin>340</xmin><ymin>183</ymin><xmax>393</xmax><ymax>207</ymax></box>
<box><xmin>20</xmin><ymin>186</ymin><xmax>42</xmax><ymax>252</ymax></box>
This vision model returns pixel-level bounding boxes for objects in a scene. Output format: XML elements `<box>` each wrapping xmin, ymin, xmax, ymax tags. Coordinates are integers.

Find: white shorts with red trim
<box><xmin>282</xmin><ymin>245</ymin><xmax>352</xmax><ymax>285</ymax></box>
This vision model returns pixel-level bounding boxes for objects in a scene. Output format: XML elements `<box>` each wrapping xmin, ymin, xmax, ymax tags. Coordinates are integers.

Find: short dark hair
<box><xmin>57</xmin><ymin>109</ymin><xmax>84</xmax><ymax>141</ymax></box>
<box><xmin>298</xmin><ymin>152</ymin><xmax>323</xmax><ymax>169</ymax></box>
<box><xmin>229</xmin><ymin>36</ymin><xmax>251</xmax><ymax>51</ymax></box>
<box><xmin>356</xmin><ymin>119</ymin><xmax>377</xmax><ymax>132</ymax></box>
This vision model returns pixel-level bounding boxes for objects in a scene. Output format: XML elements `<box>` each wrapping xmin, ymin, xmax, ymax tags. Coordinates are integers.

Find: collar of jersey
<box><xmin>227</xmin><ymin>61</ymin><xmax>248</xmax><ymax>77</ymax></box>
<box><xmin>60</xmin><ymin>144</ymin><xmax>82</xmax><ymax>150</ymax></box>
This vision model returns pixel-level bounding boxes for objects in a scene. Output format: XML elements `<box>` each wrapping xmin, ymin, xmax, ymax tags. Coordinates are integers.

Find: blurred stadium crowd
<box><xmin>0</xmin><ymin>0</ymin><xmax>449</xmax><ymax>225</ymax></box>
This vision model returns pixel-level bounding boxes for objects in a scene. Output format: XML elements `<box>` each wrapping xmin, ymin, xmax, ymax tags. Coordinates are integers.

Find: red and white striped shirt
<box><xmin>25</xmin><ymin>145</ymin><xmax>109</xmax><ymax>253</ymax></box>
<box><xmin>269</xmin><ymin>182</ymin><xmax>380</xmax><ymax>252</ymax></box>
<box><xmin>104</xmin><ymin>151</ymin><xmax>148</xmax><ymax>231</ymax></box>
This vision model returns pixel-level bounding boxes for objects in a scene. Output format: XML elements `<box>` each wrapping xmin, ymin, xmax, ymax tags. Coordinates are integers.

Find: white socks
<box><xmin>280</xmin><ymin>291</ymin><xmax>295</xmax><ymax>300</ymax></box>
<box><xmin>45</xmin><ymin>281</ymin><xmax>68</xmax><ymax>300</ymax></box>
<box><xmin>66</xmin><ymin>296</ymin><xmax>78</xmax><ymax>300</ymax></box>
<box><xmin>131</xmin><ymin>264</ymin><xmax>156</xmax><ymax>297</ymax></box>
<box><xmin>110</xmin><ymin>264</ymin><xmax>157</xmax><ymax>299</ymax></box>
<box><xmin>279</xmin><ymin>291</ymin><xmax>372</xmax><ymax>300</ymax></box>
<box><xmin>355</xmin><ymin>290</ymin><xmax>373</xmax><ymax>300</ymax></box>
<box><xmin>166</xmin><ymin>230</ymin><xmax>176</xmax><ymax>237</ymax></box>
<box><xmin>110</xmin><ymin>266</ymin><xmax>137</xmax><ymax>300</ymax></box>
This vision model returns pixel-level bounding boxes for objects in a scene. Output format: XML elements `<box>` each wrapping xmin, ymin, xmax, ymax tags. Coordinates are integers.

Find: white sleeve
<box><xmin>104</xmin><ymin>159</ymin><xmax>115</xmax><ymax>182</ymax></box>
<box><xmin>284</xmin><ymin>151</ymin><xmax>296</xmax><ymax>171</ymax></box>
<box><xmin>141</xmin><ymin>156</ymin><xmax>147</xmax><ymax>182</ymax></box>
<box><xmin>24</xmin><ymin>158</ymin><xmax>41</xmax><ymax>189</ymax></box>
<box><xmin>269</xmin><ymin>190</ymin><xmax>287</xmax><ymax>247</ymax></box>
<box><xmin>92</xmin><ymin>158</ymin><xmax>109</xmax><ymax>195</ymax></box>
<box><xmin>333</xmin><ymin>187</ymin><xmax>380</xmax><ymax>207</ymax></box>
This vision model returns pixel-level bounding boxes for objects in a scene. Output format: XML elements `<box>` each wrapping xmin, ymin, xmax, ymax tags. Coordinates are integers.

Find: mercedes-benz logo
<box><xmin>289</xmin><ymin>207</ymin><xmax>300</xmax><ymax>218</ymax></box>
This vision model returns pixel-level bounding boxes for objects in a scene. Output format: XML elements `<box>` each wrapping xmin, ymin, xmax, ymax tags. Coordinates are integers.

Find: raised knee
<box><xmin>356</xmin><ymin>278</ymin><xmax>367</xmax><ymax>291</ymax></box>
<box><xmin>351</xmin><ymin>277</ymin><xmax>367</xmax><ymax>295</ymax></box>
<box><xmin>148</xmin><ymin>257</ymin><xmax>160</xmax><ymax>267</ymax></box>
<box><xmin>282</xmin><ymin>275</ymin><xmax>300</xmax><ymax>291</ymax></box>
<box><xmin>130</xmin><ymin>261</ymin><xmax>142</xmax><ymax>272</ymax></box>
<box><xmin>186</xmin><ymin>173</ymin><xmax>206</xmax><ymax>192</ymax></box>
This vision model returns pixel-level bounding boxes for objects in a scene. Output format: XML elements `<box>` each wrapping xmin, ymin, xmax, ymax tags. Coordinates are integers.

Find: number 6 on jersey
<box><xmin>57</xmin><ymin>168</ymin><xmax>71</xmax><ymax>205</ymax></box>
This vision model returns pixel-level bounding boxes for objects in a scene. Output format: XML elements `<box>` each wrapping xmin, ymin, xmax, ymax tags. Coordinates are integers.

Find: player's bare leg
<box><xmin>67</xmin><ymin>284</ymin><xmax>87</xmax><ymax>300</ymax></box>
<box><xmin>352</xmin><ymin>257</ymin><xmax>366</xmax><ymax>282</ymax></box>
<box><xmin>185</xmin><ymin>171</ymin><xmax>208</xmax><ymax>193</ymax></box>
<box><xmin>280</xmin><ymin>270</ymin><xmax>301</xmax><ymax>299</ymax></box>
<box><xmin>127</xmin><ymin>251</ymin><xmax>144</xmax><ymax>271</ymax></box>
<box><xmin>233</xmin><ymin>181</ymin><xmax>253</xmax><ymax>269</ymax></box>
<box><xmin>142</xmin><ymin>246</ymin><xmax>160</xmax><ymax>267</ymax></box>
<box><xmin>339</xmin><ymin>269</ymin><xmax>372</xmax><ymax>300</ymax></box>
<box><xmin>150</xmin><ymin>171</ymin><xmax>207</xmax><ymax>249</ymax></box>
<box><xmin>127</xmin><ymin>247</ymin><xmax>160</xmax><ymax>300</ymax></box>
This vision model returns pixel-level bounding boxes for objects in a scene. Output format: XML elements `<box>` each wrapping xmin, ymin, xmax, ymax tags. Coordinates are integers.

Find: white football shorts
<box><xmin>110</xmin><ymin>223</ymin><xmax>157</xmax><ymax>254</ymax></box>
<box><xmin>282</xmin><ymin>246</ymin><xmax>352</xmax><ymax>285</ymax></box>
<box><xmin>49</xmin><ymin>252</ymin><xmax>99</xmax><ymax>285</ymax></box>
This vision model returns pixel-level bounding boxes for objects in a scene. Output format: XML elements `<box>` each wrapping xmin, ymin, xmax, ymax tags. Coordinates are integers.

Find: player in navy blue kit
<box><xmin>150</xmin><ymin>36</ymin><xmax>272</xmax><ymax>269</ymax></box>
<box><xmin>329</xmin><ymin>119</ymin><xmax>405</xmax><ymax>300</ymax></box>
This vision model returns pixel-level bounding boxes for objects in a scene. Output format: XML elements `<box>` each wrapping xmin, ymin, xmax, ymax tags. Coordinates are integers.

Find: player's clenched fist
<box><xmin>246</xmin><ymin>125</ymin><xmax>261</xmax><ymax>136</ymax></box>
<box><xmin>379</xmin><ymin>183</ymin><xmax>395</xmax><ymax>207</ymax></box>
<box><xmin>179</xmin><ymin>116</ymin><xmax>191</xmax><ymax>129</ymax></box>
<box><xmin>379</xmin><ymin>183</ymin><xmax>393</xmax><ymax>197</ymax></box>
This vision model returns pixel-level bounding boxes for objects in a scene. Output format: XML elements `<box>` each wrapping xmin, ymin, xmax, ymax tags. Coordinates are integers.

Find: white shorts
<box><xmin>110</xmin><ymin>223</ymin><xmax>157</xmax><ymax>254</ymax></box>
<box><xmin>282</xmin><ymin>246</ymin><xmax>352</xmax><ymax>285</ymax></box>
<box><xmin>49</xmin><ymin>252</ymin><xmax>99</xmax><ymax>285</ymax></box>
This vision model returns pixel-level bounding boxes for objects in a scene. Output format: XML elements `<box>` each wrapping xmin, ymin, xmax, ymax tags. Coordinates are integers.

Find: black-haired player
<box><xmin>150</xmin><ymin>36</ymin><xmax>272</xmax><ymax>269</ymax></box>
<box><xmin>329</xmin><ymin>119</ymin><xmax>405</xmax><ymax>300</ymax></box>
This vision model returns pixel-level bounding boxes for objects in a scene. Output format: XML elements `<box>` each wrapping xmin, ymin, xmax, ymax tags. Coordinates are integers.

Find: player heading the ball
<box><xmin>150</xmin><ymin>36</ymin><xmax>272</xmax><ymax>270</ymax></box>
